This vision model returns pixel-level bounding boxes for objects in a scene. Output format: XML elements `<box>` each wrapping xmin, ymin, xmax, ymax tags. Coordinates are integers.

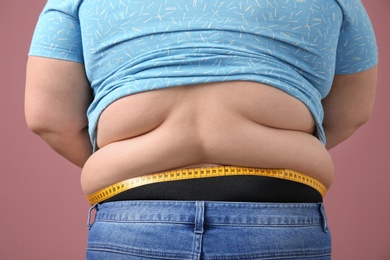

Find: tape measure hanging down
<box><xmin>86</xmin><ymin>166</ymin><xmax>327</xmax><ymax>205</ymax></box>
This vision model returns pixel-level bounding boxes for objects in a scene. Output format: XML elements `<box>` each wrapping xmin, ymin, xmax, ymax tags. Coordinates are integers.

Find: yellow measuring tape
<box><xmin>86</xmin><ymin>166</ymin><xmax>327</xmax><ymax>205</ymax></box>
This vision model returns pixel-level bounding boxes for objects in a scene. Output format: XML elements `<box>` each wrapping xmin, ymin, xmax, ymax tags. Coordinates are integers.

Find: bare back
<box><xmin>81</xmin><ymin>81</ymin><xmax>334</xmax><ymax>195</ymax></box>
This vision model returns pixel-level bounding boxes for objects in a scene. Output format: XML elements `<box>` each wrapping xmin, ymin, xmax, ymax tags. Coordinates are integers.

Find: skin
<box><xmin>25</xmin><ymin>56</ymin><xmax>377</xmax><ymax>196</ymax></box>
<box><xmin>322</xmin><ymin>67</ymin><xmax>378</xmax><ymax>150</ymax></box>
<box><xmin>25</xmin><ymin>57</ymin><xmax>93</xmax><ymax>168</ymax></box>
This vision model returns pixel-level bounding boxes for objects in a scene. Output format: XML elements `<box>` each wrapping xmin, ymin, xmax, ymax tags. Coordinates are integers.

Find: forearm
<box><xmin>36</xmin><ymin>127</ymin><xmax>92</xmax><ymax>168</ymax></box>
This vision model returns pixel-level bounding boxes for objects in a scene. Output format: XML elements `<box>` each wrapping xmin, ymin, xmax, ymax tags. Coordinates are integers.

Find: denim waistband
<box><xmin>89</xmin><ymin>201</ymin><xmax>328</xmax><ymax>230</ymax></box>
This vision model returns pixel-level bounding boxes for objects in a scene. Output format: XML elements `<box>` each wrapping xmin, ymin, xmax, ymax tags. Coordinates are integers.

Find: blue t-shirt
<box><xmin>29</xmin><ymin>0</ymin><xmax>378</xmax><ymax>150</ymax></box>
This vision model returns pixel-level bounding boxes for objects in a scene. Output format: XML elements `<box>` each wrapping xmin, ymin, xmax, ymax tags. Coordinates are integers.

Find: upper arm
<box><xmin>25</xmin><ymin>1</ymin><xmax>90</xmax><ymax>133</ymax></box>
<box><xmin>321</xmin><ymin>1</ymin><xmax>379</xmax><ymax>147</ymax></box>
<box><xmin>25</xmin><ymin>56</ymin><xmax>92</xmax><ymax>133</ymax></box>
<box><xmin>327</xmin><ymin>0</ymin><xmax>379</xmax><ymax>118</ymax></box>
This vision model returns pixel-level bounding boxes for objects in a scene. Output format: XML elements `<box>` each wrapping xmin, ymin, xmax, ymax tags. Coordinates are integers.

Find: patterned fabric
<box><xmin>29</xmin><ymin>0</ymin><xmax>378</xmax><ymax>149</ymax></box>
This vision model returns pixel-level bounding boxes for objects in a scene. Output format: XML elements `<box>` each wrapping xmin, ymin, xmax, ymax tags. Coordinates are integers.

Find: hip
<box><xmin>86</xmin><ymin>201</ymin><xmax>332</xmax><ymax>260</ymax></box>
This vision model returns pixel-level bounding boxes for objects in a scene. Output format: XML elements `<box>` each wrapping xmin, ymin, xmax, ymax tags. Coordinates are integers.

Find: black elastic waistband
<box><xmin>103</xmin><ymin>175</ymin><xmax>323</xmax><ymax>203</ymax></box>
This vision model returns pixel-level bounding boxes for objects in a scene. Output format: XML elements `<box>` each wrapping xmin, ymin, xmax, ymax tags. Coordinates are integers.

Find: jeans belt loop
<box><xmin>87</xmin><ymin>203</ymin><xmax>98</xmax><ymax>230</ymax></box>
<box><xmin>318</xmin><ymin>203</ymin><xmax>329</xmax><ymax>233</ymax></box>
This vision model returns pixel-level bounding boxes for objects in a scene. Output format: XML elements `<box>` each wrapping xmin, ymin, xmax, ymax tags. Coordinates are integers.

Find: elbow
<box><xmin>341</xmin><ymin>104</ymin><xmax>375</xmax><ymax>130</ymax></box>
<box><xmin>26</xmin><ymin>120</ymin><xmax>86</xmax><ymax>139</ymax></box>
<box><xmin>25</xmin><ymin>115</ymin><xmax>90</xmax><ymax>156</ymax></box>
<box><xmin>26</xmin><ymin>121</ymin><xmax>63</xmax><ymax>141</ymax></box>
<box><xmin>26</xmin><ymin>120</ymin><xmax>56</xmax><ymax>137</ymax></box>
<box><xmin>25</xmin><ymin>103</ymin><xmax>89</xmax><ymax>137</ymax></box>
<box><xmin>25</xmin><ymin>112</ymin><xmax>51</xmax><ymax>136</ymax></box>
<box><xmin>25</xmin><ymin>100</ymin><xmax>52</xmax><ymax>135</ymax></box>
<box><xmin>25</xmin><ymin>108</ymin><xmax>56</xmax><ymax>136</ymax></box>
<box><xmin>353</xmin><ymin>106</ymin><xmax>374</xmax><ymax>128</ymax></box>
<box><xmin>323</xmin><ymin>108</ymin><xmax>374</xmax><ymax>150</ymax></box>
<box><xmin>25</xmin><ymin>111</ymin><xmax>86</xmax><ymax>138</ymax></box>
<box><xmin>333</xmin><ymin>110</ymin><xmax>373</xmax><ymax>134</ymax></box>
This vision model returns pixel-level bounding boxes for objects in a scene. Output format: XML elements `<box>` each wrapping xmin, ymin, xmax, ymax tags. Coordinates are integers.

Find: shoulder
<box><xmin>42</xmin><ymin>0</ymin><xmax>83</xmax><ymax>17</ymax></box>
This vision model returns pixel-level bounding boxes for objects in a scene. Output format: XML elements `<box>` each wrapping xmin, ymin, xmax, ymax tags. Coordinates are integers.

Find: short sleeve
<box><xmin>335</xmin><ymin>0</ymin><xmax>378</xmax><ymax>74</ymax></box>
<box><xmin>29</xmin><ymin>0</ymin><xmax>83</xmax><ymax>63</ymax></box>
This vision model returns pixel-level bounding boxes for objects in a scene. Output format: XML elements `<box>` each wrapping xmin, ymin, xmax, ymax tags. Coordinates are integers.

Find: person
<box><xmin>25</xmin><ymin>0</ymin><xmax>378</xmax><ymax>259</ymax></box>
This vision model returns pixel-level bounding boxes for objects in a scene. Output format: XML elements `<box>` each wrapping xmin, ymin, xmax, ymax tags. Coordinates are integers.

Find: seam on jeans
<box><xmin>93</xmin><ymin>220</ymin><xmax>324</xmax><ymax>227</ymax></box>
<box><xmin>205</xmin><ymin>222</ymin><xmax>323</xmax><ymax>227</ymax></box>
<box><xmin>94</xmin><ymin>219</ymin><xmax>194</xmax><ymax>225</ymax></box>
<box><xmin>202</xmin><ymin>248</ymin><xmax>332</xmax><ymax>260</ymax></box>
<box><xmin>87</xmin><ymin>243</ymin><xmax>193</xmax><ymax>259</ymax></box>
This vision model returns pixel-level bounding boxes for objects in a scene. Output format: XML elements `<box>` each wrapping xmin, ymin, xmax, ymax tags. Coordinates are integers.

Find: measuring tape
<box><xmin>86</xmin><ymin>166</ymin><xmax>327</xmax><ymax>205</ymax></box>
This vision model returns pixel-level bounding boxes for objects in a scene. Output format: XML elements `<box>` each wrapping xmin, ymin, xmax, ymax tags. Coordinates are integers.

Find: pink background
<box><xmin>1</xmin><ymin>0</ymin><xmax>389</xmax><ymax>259</ymax></box>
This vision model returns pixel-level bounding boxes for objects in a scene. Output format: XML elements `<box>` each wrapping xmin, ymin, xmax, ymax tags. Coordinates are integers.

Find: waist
<box><xmin>81</xmin><ymin>82</ymin><xmax>334</xmax><ymax>195</ymax></box>
<box><xmin>87</xmin><ymin>166</ymin><xmax>326</xmax><ymax>205</ymax></box>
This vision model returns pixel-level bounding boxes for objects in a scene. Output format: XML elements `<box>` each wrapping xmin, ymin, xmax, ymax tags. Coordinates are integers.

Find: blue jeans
<box><xmin>86</xmin><ymin>201</ymin><xmax>331</xmax><ymax>259</ymax></box>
